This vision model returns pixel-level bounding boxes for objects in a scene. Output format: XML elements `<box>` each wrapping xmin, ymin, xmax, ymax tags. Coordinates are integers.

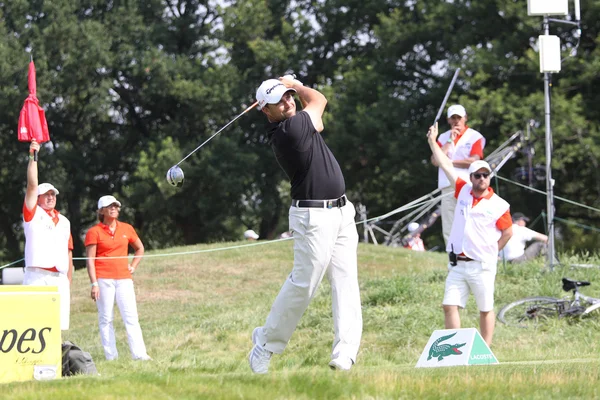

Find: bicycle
<box><xmin>497</xmin><ymin>278</ymin><xmax>600</xmax><ymax>327</ymax></box>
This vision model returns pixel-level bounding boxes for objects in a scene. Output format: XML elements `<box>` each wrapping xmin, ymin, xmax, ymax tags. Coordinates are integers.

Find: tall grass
<box><xmin>4</xmin><ymin>241</ymin><xmax>600</xmax><ymax>399</ymax></box>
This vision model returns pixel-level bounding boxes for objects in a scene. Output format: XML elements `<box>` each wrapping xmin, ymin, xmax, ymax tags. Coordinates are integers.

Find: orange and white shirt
<box><xmin>23</xmin><ymin>202</ymin><xmax>73</xmax><ymax>273</ymax></box>
<box><xmin>436</xmin><ymin>126</ymin><xmax>485</xmax><ymax>189</ymax></box>
<box><xmin>84</xmin><ymin>221</ymin><xmax>139</xmax><ymax>279</ymax></box>
<box><xmin>447</xmin><ymin>178</ymin><xmax>511</xmax><ymax>269</ymax></box>
<box><xmin>405</xmin><ymin>237</ymin><xmax>425</xmax><ymax>252</ymax></box>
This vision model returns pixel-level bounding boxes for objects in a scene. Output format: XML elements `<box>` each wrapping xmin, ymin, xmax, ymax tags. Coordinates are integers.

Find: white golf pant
<box><xmin>23</xmin><ymin>268</ymin><xmax>70</xmax><ymax>331</ymax></box>
<box><xmin>96</xmin><ymin>278</ymin><xmax>148</xmax><ymax>360</ymax></box>
<box><xmin>258</xmin><ymin>200</ymin><xmax>363</xmax><ymax>362</ymax></box>
<box><xmin>441</xmin><ymin>186</ymin><xmax>457</xmax><ymax>247</ymax></box>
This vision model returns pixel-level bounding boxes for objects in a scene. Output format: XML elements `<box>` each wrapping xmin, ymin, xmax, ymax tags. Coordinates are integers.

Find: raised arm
<box><xmin>431</xmin><ymin>143</ymin><xmax>454</xmax><ymax>167</ymax></box>
<box><xmin>279</xmin><ymin>76</ymin><xmax>327</xmax><ymax>132</ymax></box>
<box><xmin>427</xmin><ymin>123</ymin><xmax>458</xmax><ymax>187</ymax></box>
<box><xmin>25</xmin><ymin>140</ymin><xmax>41</xmax><ymax>210</ymax></box>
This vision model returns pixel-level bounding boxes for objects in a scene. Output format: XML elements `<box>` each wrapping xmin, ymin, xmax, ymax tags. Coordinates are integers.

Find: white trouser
<box><xmin>96</xmin><ymin>278</ymin><xmax>148</xmax><ymax>360</ymax></box>
<box><xmin>23</xmin><ymin>268</ymin><xmax>70</xmax><ymax>331</ymax></box>
<box><xmin>257</xmin><ymin>200</ymin><xmax>363</xmax><ymax>362</ymax></box>
<box><xmin>441</xmin><ymin>186</ymin><xmax>457</xmax><ymax>247</ymax></box>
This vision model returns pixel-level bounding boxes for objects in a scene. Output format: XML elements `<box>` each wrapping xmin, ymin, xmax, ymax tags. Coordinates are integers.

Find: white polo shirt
<box><xmin>437</xmin><ymin>127</ymin><xmax>485</xmax><ymax>189</ymax></box>
<box><xmin>23</xmin><ymin>203</ymin><xmax>71</xmax><ymax>273</ymax></box>
<box><xmin>447</xmin><ymin>178</ymin><xmax>511</xmax><ymax>269</ymax></box>
<box><xmin>500</xmin><ymin>224</ymin><xmax>537</xmax><ymax>260</ymax></box>
<box><xmin>406</xmin><ymin>237</ymin><xmax>425</xmax><ymax>251</ymax></box>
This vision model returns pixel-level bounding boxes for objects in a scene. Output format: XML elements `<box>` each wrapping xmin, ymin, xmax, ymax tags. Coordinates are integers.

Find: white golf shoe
<box><xmin>248</xmin><ymin>327</ymin><xmax>272</xmax><ymax>374</ymax></box>
<box><xmin>329</xmin><ymin>356</ymin><xmax>353</xmax><ymax>371</ymax></box>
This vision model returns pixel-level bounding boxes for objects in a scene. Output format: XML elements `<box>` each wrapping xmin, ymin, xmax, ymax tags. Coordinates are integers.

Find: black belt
<box><xmin>457</xmin><ymin>256</ymin><xmax>474</xmax><ymax>262</ymax></box>
<box><xmin>292</xmin><ymin>195</ymin><xmax>347</xmax><ymax>209</ymax></box>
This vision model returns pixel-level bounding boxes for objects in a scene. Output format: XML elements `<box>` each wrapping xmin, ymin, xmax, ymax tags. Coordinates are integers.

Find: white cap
<box><xmin>256</xmin><ymin>79</ymin><xmax>296</xmax><ymax>110</ymax></box>
<box><xmin>408</xmin><ymin>222</ymin><xmax>420</xmax><ymax>233</ymax></box>
<box><xmin>98</xmin><ymin>195</ymin><xmax>122</xmax><ymax>210</ymax></box>
<box><xmin>244</xmin><ymin>229</ymin><xmax>259</xmax><ymax>240</ymax></box>
<box><xmin>468</xmin><ymin>160</ymin><xmax>492</xmax><ymax>174</ymax></box>
<box><xmin>38</xmin><ymin>183</ymin><xmax>59</xmax><ymax>196</ymax></box>
<box><xmin>447</xmin><ymin>104</ymin><xmax>467</xmax><ymax>118</ymax></box>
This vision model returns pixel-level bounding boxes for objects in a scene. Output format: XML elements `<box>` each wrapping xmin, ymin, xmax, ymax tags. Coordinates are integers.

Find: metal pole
<box><xmin>358</xmin><ymin>204</ymin><xmax>369</xmax><ymax>243</ymax></box>
<box><xmin>527</xmin><ymin>122</ymin><xmax>533</xmax><ymax>187</ymax></box>
<box><xmin>543</xmin><ymin>16</ymin><xmax>557</xmax><ymax>269</ymax></box>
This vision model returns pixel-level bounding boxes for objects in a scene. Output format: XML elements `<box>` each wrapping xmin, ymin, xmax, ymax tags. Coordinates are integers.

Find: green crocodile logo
<box><xmin>427</xmin><ymin>332</ymin><xmax>466</xmax><ymax>361</ymax></box>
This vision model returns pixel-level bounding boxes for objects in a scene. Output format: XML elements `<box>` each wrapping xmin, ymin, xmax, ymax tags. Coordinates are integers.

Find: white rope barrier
<box><xmin>2</xmin><ymin>174</ymin><xmax>599</xmax><ymax>270</ymax></box>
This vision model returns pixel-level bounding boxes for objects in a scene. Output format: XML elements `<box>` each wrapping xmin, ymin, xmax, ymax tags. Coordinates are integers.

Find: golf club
<box><xmin>432</xmin><ymin>68</ymin><xmax>461</xmax><ymax>126</ymax></box>
<box><xmin>166</xmin><ymin>165</ymin><xmax>185</xmax><ymax>187</ymax></box>
<box><xmin>166</xmin><ymin>101</ymin><xmax>258</xmax><ymax>187</ymax></box>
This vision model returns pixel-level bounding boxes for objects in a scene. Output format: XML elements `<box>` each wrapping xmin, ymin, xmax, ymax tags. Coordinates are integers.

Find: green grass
<box><xmin>4</xmin><ymin>241</ymin><xmax>600</xmax><ymax>399</ymax></box>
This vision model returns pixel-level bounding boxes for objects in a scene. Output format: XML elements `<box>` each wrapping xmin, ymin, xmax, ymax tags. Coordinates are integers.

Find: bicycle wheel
<box><xmin>497</xmin><ymin>296</ymin><xmax>564</xmax><ymax>327</ymax></box>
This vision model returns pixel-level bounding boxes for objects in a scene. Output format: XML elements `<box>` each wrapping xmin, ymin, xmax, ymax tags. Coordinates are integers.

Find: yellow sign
<box><xmin>0</xmin><ymin>286</ymin><xmax>61</xmax><ymax>383</ymax></box>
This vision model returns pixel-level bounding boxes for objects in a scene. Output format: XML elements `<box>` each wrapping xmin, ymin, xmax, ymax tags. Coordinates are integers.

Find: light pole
<box><xmin>528</xmin><ymin>0</ymin><xmax>580</xmax><ymax>269</ymax></box>
<box><xmin>542</xmin><ymin>15</ymin><xmax>557</xmax><ymax>269</ymax></box>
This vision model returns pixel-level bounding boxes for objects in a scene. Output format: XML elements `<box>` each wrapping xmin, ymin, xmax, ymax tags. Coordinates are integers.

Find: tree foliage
<box><xmin>1</xmin><ymin>0</ymin><xmax>600</xmax><ymax>265</ymax></box>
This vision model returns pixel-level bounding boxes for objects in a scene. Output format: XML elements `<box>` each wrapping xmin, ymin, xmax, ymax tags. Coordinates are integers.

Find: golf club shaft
<box><xmin>176</xmin><ymin>101</ymin><xmax>259</xmax><ymax>167</ymax></box>
<box><xmin>433</xmin><ymin>68</ymin><xmax>461</xmax><ymax>126</ymax></box>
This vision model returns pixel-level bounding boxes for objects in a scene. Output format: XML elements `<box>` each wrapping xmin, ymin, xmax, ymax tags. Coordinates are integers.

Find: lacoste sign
<box><xmin>427</xmin><ymin>332</ymin><xmax>466</xmax><ymax>361</ymax></box>
<box><xmin>416</xmin><ymin>328</ymin><xmax>499</xmax><ymax>368</ymax></box>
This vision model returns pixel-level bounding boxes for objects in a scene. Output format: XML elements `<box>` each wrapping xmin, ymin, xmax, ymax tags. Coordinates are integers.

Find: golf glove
<box><xmin>282</xmin><ymin>74</ymin><xmax>303</xmax><ymax>86</ymax></box>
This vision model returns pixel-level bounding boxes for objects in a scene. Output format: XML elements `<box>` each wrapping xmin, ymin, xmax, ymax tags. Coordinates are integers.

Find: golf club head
<box><xmin>166</xmin><ymin>166</ymin><xmax>184</xmax><ymax>187</ymax></box>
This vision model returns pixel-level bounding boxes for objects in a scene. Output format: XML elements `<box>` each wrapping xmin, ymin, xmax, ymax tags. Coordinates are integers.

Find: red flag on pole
<box><xmin>18</xmin><ymin>59</ymin><xmax>50</xmax><ymax>161</ymax></box>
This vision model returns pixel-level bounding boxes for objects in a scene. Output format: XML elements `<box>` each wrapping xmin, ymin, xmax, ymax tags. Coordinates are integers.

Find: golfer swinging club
<box><xmin>248</xmin><ymin>75</ymin><xmax>362</xmax><ymax>373</ymax></box>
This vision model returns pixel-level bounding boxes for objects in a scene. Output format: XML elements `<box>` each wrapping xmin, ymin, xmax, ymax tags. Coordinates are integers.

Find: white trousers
<box><xmin>96</xmin><ymin>279</ymin><xmax>149</xmax><ymax>360</ymax></box>
<box><xmin>23</xmin><ymin>269</ymin><xmax>70</xmax><ymax>331</ymax></box>
<box><xmin>257</xmin><ymin>200</ymin><xmax>363</xmax><ymax>362</ymax></box>
<box><xmin>441</xmin><ymin>186</ymin><xmax>457</xmax><ymax>247</ymax></box>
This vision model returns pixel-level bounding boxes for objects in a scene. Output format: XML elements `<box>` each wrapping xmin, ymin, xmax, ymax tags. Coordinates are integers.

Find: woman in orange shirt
<box><xmin>85</xmin><ymin>195</ymin><xmax>150</xmax><ymax>361</ymax></box>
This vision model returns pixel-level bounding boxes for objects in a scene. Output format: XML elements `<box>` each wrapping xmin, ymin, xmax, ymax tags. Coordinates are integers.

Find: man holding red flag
<box><xmin>22</xmin><ymin>139</ymin><xmax>74</xmax><ymax>331</ymax></box>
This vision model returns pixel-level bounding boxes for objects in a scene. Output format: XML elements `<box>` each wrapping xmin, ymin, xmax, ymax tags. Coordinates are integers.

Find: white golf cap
<box><xmin>447</xmin><ymin>104</ymin><xmax>467</xmax><ymax>118</ymax></box>
<box><xmin>468</xmin><ymin>160</ymin><xmax>492</xmax><ymax>174</ymax></box>
<box><xmin>256</xmin><ymin>79</ymin><xmax>296</xmax><ymax>110</ymax></box>
<box><xmin>98</xmin><ymin>195</ymin><xmax>122</xmax><ymax>210</ymax></box>
<box><xmin>244</xmin><ymin>229</ymin><xmax>259</xmax><ymax>240</ymax></box>
<box><xmin>407</xmin><ymin>222</ymin><xmax>420</xmax><ymax>233</ymax></box>
<box><xmin>38</xmin><ymin>183</ymin><xmax>59</xmax><ymax>196</ymax></box>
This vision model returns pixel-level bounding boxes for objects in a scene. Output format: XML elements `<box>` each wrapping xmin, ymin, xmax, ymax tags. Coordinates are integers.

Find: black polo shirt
<box><xmin>267</xmin><ymin>111</ymin><xmax>345</xmax><ymax>200</ymax></box>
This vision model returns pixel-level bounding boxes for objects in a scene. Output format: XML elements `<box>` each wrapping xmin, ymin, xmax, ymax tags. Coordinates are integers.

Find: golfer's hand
<box><xmin>128</xmin><ymin>264</ymin><xmax>136</xmax><ymax>274</ymax></box>
<box><xmin>280</xmin><ymin>74</ymin><xmax>302</xmax><ymax>88</ymax></box>
<box><xmin>427</xmin><ymin>123</ymin><xmax>439</xmax><ymax>143</ymax></box>
<box><xmin>91</xmin><ymin>286</ymin><xmax>100</xmax><ymax>301</ymax></box>
<box><xmin>29</xmin><ymin>140</ymin><xmax>40</xmax><ymax>154</ymax></box>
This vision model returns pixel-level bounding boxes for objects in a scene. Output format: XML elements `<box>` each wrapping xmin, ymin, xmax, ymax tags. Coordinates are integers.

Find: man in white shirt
<box><xmin>23</xmin><ymin>139</ymin><xmax>74</xmax><ymax>331</ymax></box>
<box><xmin>431</xmin><ymin>105</ymin><xmax>486</xmax><ymax>247</ymax></box>
<box><xmin>428</xmin><ymin>122</ymin><xmax>512</xmax><ymax>346</ymax></box>
<box><xmin>500</xmin><ymin>213</ymin><xmax>548</xmax><ymax>263</ymax></box>
<box><xmin>404</xmin><ymin>222</ymin><xmax>425</xmax><ymax>251</ymax></box>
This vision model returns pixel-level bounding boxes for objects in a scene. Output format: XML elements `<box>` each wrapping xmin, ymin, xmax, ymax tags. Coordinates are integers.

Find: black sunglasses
<box><xmin>472</xmin><ymin>173</ymin><xmax>490</xmax><ymax>179</ymax></box>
